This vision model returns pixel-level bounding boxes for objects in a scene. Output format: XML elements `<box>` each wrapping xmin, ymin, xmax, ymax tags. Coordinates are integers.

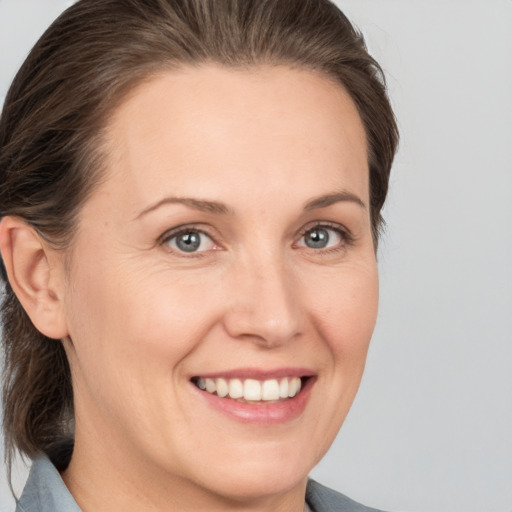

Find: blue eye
<box><xmin>164</xmin><ymin>229</ymin><xmax>215</xmax><ymax>253</ymax></box>
<box><xmin>300</xmin><ymin>226</ymin><xmax>344</xmax><ymax>250</ymax></box>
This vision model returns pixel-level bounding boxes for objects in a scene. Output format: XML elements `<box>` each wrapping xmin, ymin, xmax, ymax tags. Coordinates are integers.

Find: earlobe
<box><xmin>0</xmin><ymin>216</ymin><xmax>69</xmax><ymax>340</ymax></box>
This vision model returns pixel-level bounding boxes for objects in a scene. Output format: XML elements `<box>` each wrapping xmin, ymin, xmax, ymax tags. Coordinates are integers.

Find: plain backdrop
<box><xmin>1</xmin><ymin>1</ymin><xmax>511</xmax><ymax>511</ymax></box>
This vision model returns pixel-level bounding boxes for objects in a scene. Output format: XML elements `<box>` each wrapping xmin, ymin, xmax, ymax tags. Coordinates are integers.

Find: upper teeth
<box><xmin>195</xmin><ymin>377</ymin><xmax>302</xmax><ymax>401</ymax></box>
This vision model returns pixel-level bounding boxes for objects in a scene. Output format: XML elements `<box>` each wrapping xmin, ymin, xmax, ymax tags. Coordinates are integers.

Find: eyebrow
<box><xmin>304</xmin><ymin>191</ymin><xmax>366</xmax><ymax>211</ymax></box>
<box><xmin>136</xmin><ymin>189</ymin><xmax>366</xmax><ymax>220</ymax></box>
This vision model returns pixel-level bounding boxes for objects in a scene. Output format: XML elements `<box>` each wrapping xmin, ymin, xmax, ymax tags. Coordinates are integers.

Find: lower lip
<box><xmin>192</xmin><ymin>378</ymin><xmax>315</xmax><ymax>425</ymax></box>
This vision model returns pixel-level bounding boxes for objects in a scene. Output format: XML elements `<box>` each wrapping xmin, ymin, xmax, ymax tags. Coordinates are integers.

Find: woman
<box><xmin>0</xmin><ymin>0</ymin><xmax>398</xmax><ymax>510</ymax></box>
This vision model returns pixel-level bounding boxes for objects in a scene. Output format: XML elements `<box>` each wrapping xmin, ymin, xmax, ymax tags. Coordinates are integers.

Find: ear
<box><xmin>0</xmin><ymin>216</ymin><xmax>69</xmax><ymax>340</ymax></box>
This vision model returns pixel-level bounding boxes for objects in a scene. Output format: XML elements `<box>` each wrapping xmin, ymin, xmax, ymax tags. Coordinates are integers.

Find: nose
<box><xmin>223</xmin><ymin>255</ymin><xmax>303</xmax><ymax>348</ymax></box>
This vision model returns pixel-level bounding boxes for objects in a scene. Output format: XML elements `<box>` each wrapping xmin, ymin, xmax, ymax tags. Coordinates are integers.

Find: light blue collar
<box><xmin>16</xmin><ymin>456</ymin><xmax>81</xmax><ymax>512</ymax></box>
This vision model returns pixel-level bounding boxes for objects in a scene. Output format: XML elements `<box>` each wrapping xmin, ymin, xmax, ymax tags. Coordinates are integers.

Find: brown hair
<box><xmin>0</xmin><ymin>0</ymin><xmax>398</xmax><ymax>472</ymax></box>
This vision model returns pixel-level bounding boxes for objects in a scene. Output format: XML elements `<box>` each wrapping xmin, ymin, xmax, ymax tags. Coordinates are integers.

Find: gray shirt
<box><xmin>15</xmin><ymin>456</ymin><xmax>387</xmax><ymax>512</ymax></box>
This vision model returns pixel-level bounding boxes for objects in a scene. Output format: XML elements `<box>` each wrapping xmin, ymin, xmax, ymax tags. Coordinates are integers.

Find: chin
<box><xmin>202</xmin><ymin>462</ymin><xmax>309</xmax><ymax>503</ymax></box>
<box><xmin>183</xmin><ymin>438</ymin><xmax>317</xmax><ymax>503</ymax></box>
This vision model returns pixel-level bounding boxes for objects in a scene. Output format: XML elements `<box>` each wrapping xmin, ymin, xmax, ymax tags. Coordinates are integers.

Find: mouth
<box><xmin>189</xmin><ymin>369</ymin><xmax>316</xmax><ymax>424</ymax></box>
<box><xmin>191</xmin><ymin>375</ymin><xmax>308</xmax><ymax>404</ymax></box>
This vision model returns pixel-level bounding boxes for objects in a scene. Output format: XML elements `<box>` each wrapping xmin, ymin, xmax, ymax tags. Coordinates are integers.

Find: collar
<box><xmin>16</xmin><ymin>456</ymin><xmax>81</xmax><ymax>512</ymax></box>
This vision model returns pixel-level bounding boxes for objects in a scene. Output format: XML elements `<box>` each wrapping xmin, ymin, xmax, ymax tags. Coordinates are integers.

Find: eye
<box><xmin>163</xmin><ymin>229</ymin><xmax>216</xmax><ymax>253</ymax></box>
<box><xmin>297</xmin><ymin>225</ymin><xmax>347</xmax><ymax>250</ymax></box>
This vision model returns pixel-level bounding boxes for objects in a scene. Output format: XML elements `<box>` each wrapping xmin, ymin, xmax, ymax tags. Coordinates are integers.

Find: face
<box><xmin>60</xmin><ymin>65</ymin><xmax>378</xmax><ymax>509</ymax></box>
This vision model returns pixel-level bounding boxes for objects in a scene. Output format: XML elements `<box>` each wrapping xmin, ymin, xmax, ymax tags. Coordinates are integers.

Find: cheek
<box><xmin>65</xmin><ymin>261</ymin><xmax>220</xmax><ymax>375</ymax></box>
<box><xmin>303</xmin><ymin>262</ymin><xmax>378</xmax><ymax>461</ymax></box>
<box><xmin>314</xmin><ymin>263</ymin><xmax>379</xmax><ymax>366</ymax></box>
<box><xmin>62</xmin><ymin>262</ymin><xmax>216</xmax><ymax>443</ymax></box>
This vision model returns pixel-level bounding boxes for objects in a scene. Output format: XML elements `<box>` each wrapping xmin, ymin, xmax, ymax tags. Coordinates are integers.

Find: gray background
<box><xmin>1</xmin><ymin>1</ymin><xmax>511</xmax><ymax>511</ymax></box>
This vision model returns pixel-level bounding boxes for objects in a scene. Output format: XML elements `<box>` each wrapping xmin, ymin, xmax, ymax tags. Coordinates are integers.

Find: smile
<box><xmin>192</xmin><ymin>376</ymin><xmax>302</xmax><ymax>403</ymax></box>
<box><xmin>190</xmin><ymin>370</ymin><xmax>315</xmax><ymax>424</ymax></box>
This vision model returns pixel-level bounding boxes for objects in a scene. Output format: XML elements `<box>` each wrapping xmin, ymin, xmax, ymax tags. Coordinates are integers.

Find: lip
<box><xmin>193</xmin><ymin>367</ymin><xmax>315</xmax><ymax>380</ymax></box>
<box><xmin>190</xmin><ymin>369</ymin><xmax>316</xmax><ymax>425</ymax></box>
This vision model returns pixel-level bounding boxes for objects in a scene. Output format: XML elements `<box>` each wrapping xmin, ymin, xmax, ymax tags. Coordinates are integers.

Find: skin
<box><xmin>0</xmin><ymin>65</ymin><xmax>378</xmax><ymax>511</ymax></box>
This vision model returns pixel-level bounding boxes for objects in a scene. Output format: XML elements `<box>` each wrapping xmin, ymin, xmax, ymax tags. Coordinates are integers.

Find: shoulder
<box><xmin>16</xmin><ymin>456</ymin><xmax>81</xmax><ymax>512</ymax></box>
<box><xmin>306</xmin><ymin>479</ymin><xmax>390</xmax><ymax>512</ymax></box>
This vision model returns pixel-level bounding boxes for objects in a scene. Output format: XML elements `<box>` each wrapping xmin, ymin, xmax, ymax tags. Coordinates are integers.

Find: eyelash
<box><xmin>158</xmin><ymin>222</ymin><xmax>354</xmax><ymax>257</ymax></box>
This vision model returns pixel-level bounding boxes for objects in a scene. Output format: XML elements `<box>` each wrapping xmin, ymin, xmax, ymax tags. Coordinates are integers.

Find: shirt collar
<box><xmin>16</xmin><ymin>456</ymin><xmax>81</xmax><ymax>512</ymax></box>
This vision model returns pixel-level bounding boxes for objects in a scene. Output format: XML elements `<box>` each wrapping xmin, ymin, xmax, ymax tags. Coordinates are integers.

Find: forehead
<box><xmin>99</xmin><ymin>64</ymin><xmax>369</xmax><ymax>211</ymax></box>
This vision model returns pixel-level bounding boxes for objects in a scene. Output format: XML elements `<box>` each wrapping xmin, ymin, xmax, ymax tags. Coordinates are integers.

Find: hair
<box><xmin>0</xmin><ymin>0</ymin><xmax>398</xmax><ymax>474</ymax></box>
